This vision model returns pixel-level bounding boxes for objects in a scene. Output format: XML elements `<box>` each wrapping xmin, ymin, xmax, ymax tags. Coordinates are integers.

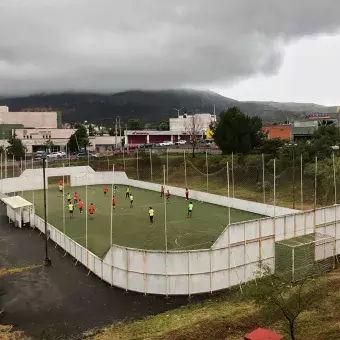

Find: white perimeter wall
<box><xmin>5</xmin><ymin>166</ymin><xmax>337</xmax><ymax>296</ymax></box>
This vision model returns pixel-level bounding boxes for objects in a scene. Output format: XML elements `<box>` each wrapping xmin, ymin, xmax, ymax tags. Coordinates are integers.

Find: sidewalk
<box><xmin>0</xmin><ymin>207</ymin><xmax>191</xmax><ymax>339</ymax></box>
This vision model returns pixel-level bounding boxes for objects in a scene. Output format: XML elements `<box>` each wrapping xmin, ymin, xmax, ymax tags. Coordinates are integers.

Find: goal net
<box><xmin>275</xmin><ymin>233</ymin><xmax>336</xmax><ymax>282</ymax></box>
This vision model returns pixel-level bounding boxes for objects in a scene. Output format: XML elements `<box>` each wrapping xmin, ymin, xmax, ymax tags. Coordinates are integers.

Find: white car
<box><xmin>46</xmin><ymin>152</ymin><xmax>63</xmax><ymax>159</ymax></box>
<box><xmin>159</xmin><ymin>141</ymin><xmax>174</xmax><ymax>146</ymax></box>
<box><xmin>175</xmin><ymin>140</ymin><xmax>187</xmax><ymax>145</ymax></box>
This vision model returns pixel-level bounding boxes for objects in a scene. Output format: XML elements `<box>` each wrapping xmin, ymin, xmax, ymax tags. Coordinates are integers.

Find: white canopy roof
<box><xmin>1</xmin><ymin>196</ymin><xmax>33</xmax><ymax>209</ymax></box>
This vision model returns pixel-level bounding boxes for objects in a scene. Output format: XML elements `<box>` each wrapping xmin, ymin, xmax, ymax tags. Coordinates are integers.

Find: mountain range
<box><xmin>0</xmin><ymin>89</ymin><xmax>338</xmax><ymax>126</ymax></box>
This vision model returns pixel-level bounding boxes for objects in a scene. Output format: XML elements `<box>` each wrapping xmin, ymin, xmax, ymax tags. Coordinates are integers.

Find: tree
<box><xmin>184</xmin><ymin>115</ymin><xmax>203</xmax><ymax>158</ymax></box>
<box><xmin>157</xmin><ymin>121</ymin><xmax>169</xmax><ymax>131</ymax></box>
<box><xmin>6</xmin><ymin>130</ymin><xmax>25</xmax><ymax>160</ymax></box>
<box><xmin>310</xmin><ymin>124</ymin><xmax>340</xmax><ymax>159</ymax></box>
<box><xmin>67</xmin><ymin>125</ymin><xmax>91</xmax><ymax>152</ymax></box>
<box><xmin>88</xmin><ymin>124</ymin><xmax>96</xmax><ymax>136</ymax></box>
<box><xmin>108</xmin><ymin>128</ymin><xmax>115</xmax><ymax>136</ymax></box>
<box><xmin>249</xmin><ymin>265</ymin><xmax>321</xmax><ymax>340</ymax></box>
<box><xmin>44</xmin><ymin>139</ymin><xmax>55</xmax><ymax>153</ymax></box>
<box><xmin>127</xmin><ymin>118</ymin><xmax>141</xmax><ymax>130</ymax></box>
<box><xmin>262</xmin><ymin>138</ymin><xmax>285</xmax><ymax>157</ymax></box>
<box><xmin>213</xmin><ymin>106</ymin><xmax>264</xmax><ymax>154</ymax></box>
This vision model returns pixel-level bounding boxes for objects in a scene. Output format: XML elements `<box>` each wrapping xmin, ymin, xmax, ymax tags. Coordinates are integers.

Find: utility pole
<box><xmin>173</xmin><ymin>107</ymin><xmax>184</xmax><ymax>142</ymax></box>
<box><xmin>118</xmin><ymin>116</ymin><xmax>122</xmax><ymax>149</ymax></box>
<box><xmin>115</xmin><ymin>117</ymin><xmax>118</xmax><ymax>149</ymax></box>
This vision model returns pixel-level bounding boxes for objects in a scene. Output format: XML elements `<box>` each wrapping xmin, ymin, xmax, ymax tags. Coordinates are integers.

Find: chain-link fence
<box><xmin>2</xmin><ymin>149</ymin><xmax>340</xmax><ymax>210</ymax></box>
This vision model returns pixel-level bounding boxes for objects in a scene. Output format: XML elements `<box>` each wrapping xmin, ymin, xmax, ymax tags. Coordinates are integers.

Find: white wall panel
<box><xmin>168</xmin><ymin>275</ymin><xmax>189</xmax><ymax>295</ymax></box>
<box><xmin>229</xmin><ymin>224</ymin><xmax>244</xmax><ymax>244</ymax></box>
<box><xmin>211</xmin><ymin>270</ymin><xmax>229</xmax><ymax>291</ymax></box>
<box><xmin>325</xmin><ymin>224</ymin><xmax>336</xmax><ymax>238</ymax></box>
<box><xmin>145</xmin><ymin>275</ymin><xmax>167</xmax><ymax>295</ymax></box>
<box><xmin>245</xmin><ymin>242</ymin><xmax>260</xmax><ymax>264</ymax></box>
<box><xmin>245</xmin><ymin>221</ymin><xmax>259</xmax><ymax>241</ymax></box>
<box><xmin>94</xmin><ymin>257</ymin><xmax>102</xmax><ymax>277</ymax></box>
<box><xmin>211</xmin><ymin>248</ymin><xmax>229</xmax><ymax>271</ymax></box>
<box><xmin>146</xmin><ymin>252</ymin><xmax>166</xmax><ymax>275</ymax></box>
<box><xmin>87</xmin><ymin>253</ymin><xmax>95</xmax><ymax>272</ymax></box>
<box><xmin>127</xmin><ymin>272</ymin><xmax>145</xmax><ymax>294</ymax></box>
<box><xmin>285</xmin><ymin>215</ymin><xmax>295</xmax><ymax>239</ymax></box>
<box><xmin>315</xmin><ymin>209</ymin><xmax>324</xmax><ymax>225</ymax></box>
<box><xmin>305</xmin><ymin>212</ymin><xmax>314</xmax><ymax>234</ymax></box>
<box><xmin>244</xmin><ymin>263</ymin><xmax>258</xmax><ymax>282</ymax></box>
<box><xmin>112</xmin><ymin>267</ymin><xmax>127</xmax><ymax>290</ymax></box>
<box><xmin>295</xmin><ymin>214</ymin><xmax>305</xmax><ymax>236</ymax></box>
<box><xmin>325</xmin><ymin>207</ymin><xmax>336</xmax><ymax>223</ymax></box>
<box><xmin>189</xmin><ymin>251</ymin><xmax>210</xmax><ymax>274</ymax></box>
<box><xmin>261</xmin><ymin>218</ymin><xmax>274</xmax><ymax>238</ymax></box>
<box><xmin>190</xmin><ymin>274</ymin><xmax>210</xmax><ymax>294</ymax></box>
<box><xmin>230</xmin><ymin>245</ymin><xmax>245</xmax><ymax>267</ymax></box>
<box><xmin>111</xmin><ymin>247</ymin><xmax>127</xmax><ymax>270</ymax></box>
<box><xmin>166</xmin><ymin>252</ymin><xmax>189</xmax><ymax>275</ymax></box>
<box><xmin>127</xmin><ymin>249</ymin><xmax>145</xmax><ymax>273</ymax></box>
<box><xmin>102</xmin><ymin>263</ymin><xmax>112</xmax><ymax>285</ymax></box>
<box><xmin>261</xmin><ymin>239</ymin><xmax>275</xmax><ymax>260</ymax></box>
<box><xmin>229</xmin><ymin>267</ymin><xmax>244</xmax><ymax>286</ymax></box>
<box><xmin>76</xmin><ymin>243</ymin><xmax>82</xmax><ymax>262</ymax></box>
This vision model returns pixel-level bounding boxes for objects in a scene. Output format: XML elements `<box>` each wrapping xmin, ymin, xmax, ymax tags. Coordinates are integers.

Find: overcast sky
<box><xmin>1</xmin><ymin>0</ymin><xmax>340</xmax><ymax>105</ymax></box>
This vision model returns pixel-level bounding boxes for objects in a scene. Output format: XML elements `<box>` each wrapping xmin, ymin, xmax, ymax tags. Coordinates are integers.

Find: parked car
<box><xmin>175</xmin><ymin>140</ymin><xmax>187</xmax><ymax>145</ymax></box>
<box><xmin>46</xmin><ymin>152</ymin><xmax>60</xmax><ymax>159</ymax></box>
<box><xmin>139</xmin><ymin>143</ymin><xmax>154</xmax><ymax>149</ymax></box>
<box><xmin>159</xmin><ymin>141</ymin><xmax>174</xmax><ymax>147</ymax></box>
<box><xmin>76</xmin><ymin>152</ymin><xmax>98</xmax><ymax>158</ymax></box>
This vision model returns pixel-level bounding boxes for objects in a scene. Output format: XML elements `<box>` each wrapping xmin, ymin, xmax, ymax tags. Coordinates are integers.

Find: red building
<box><xmin>262</xmin><ymin>124</ymin><xmax>292</xmax><ymax>140</ymax></box>
<box><xmin>125</xmin><ymin>130</ymin><xmax>200</xmax><ymax>145</ymax></box>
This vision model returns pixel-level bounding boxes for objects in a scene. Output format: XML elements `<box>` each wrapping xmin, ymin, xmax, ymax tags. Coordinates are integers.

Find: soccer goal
<box><xmin>275</xmin><ymin>233</ymin><xmax>336</xmax><ymax>282</ymax></box>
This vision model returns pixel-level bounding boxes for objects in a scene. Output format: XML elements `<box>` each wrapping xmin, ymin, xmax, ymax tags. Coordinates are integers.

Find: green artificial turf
<box><xmin>21</xmin><ymin>185</ymin><xmax>263</xmax><ymax>258</ymax></box>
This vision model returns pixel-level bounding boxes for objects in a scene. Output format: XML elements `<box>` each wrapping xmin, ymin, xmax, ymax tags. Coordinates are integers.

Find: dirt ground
<box><xmin>0</xmin><ymin>207</ymin><xmax>196</xmax><ymax>339</ymax></box>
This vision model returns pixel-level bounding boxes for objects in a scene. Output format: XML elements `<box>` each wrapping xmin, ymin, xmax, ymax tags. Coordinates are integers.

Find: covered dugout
<box><xmin>1</xmin><ymin>196</ymin><xmax>35</xmax><ymax>228</ymax></box>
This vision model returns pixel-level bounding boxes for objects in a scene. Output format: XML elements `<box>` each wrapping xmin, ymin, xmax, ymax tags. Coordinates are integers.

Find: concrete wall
<box><xmin>30</xmin><ymin>205</ymin><xmax>340</xmax><ymax>295</ymax></box>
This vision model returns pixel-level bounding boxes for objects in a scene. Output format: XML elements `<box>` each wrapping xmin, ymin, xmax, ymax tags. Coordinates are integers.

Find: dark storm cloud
<box><xmin>1</xmin><ymin>0</ymin><xmax>340</xmax><ymax>95</ymax></box>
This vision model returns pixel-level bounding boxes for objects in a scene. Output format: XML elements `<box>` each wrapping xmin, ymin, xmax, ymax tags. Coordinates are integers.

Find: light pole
<box><xmin>42</xmin><ymin>155</ymin><xmax>52</xmax><ymax>266</ymax></box>
<box><xmin>173</xmin><ymin>107</ymin><xmax>184</xmax><ymax>143</ymax></box>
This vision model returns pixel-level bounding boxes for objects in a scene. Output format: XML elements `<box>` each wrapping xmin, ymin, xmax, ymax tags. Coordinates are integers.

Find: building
<box><xmin>292</xmin><ymin>120</ymin><xmax>319</xmax><ymax>140</ymax></box>
<box><xmin>125</xmin><ymin>130</ymin><xmax>191</xmax><ymax>145</ymax></box>
<box><xmin>0</xmin><ymin>106</ymin><xmax>59</xmax><ymax>128</ymax></box>
<box><xmin>169</xmin><ymin>113</ymin><xmax>216</xmax><ymax>132</ymax></box>
<box><xmin>262</xmin><ymin>124</ymin><xmax>292</xmax><ymax>140</ymax></box>
<box><xmin>125</xmin><ymin>113</ymin><xmax>216</xmax><ymax>145</ymax></box>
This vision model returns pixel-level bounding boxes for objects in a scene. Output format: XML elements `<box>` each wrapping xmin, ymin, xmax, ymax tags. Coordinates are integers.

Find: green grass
<box><xmin>21</xmin><ymin>185</ymin><xmax>262</xmax><ymax>258</ymax></box>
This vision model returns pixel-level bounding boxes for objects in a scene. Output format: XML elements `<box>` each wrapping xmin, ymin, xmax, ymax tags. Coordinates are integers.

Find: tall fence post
<box><xmin>333</xmin><ymin>152</ymin><xmax>337</xmax><ymax>205</ymax></box>
<box><xmin>227</xmin><ymin>162</ymin><xmax>231</xmax><ymax>225</ymax></box>
<box><xmin>184</xmin><ymin>150</ymin><xmax>187</xmax><ymax>188</ymax></box>
<box><xmin>300</xmin><ymin>154</ymin><xmax>303</xmax><ymax>211</ymax></box>
<box><xmin>163</xmin><ymin>164</ymin><xmax>168</xmax><ymax>296</ymax></box>
<box><xmin>111</xmin><ymin>164</ymin><xmax>115</xmax><ymax>246</ymax></box>
<box><xmin>136</xmin><ymin>149</ymin><xmax>139</xmax><ymax>180</ymax></box>
<box><xmin>231</xmin><ymin>152</ymin><xmax>235</xmax><ymax>198</ymax></box>
<box><xmin>274</xmin><ymin>158</ymin><xmax>276</xmax><ymax>217</ymax></box>
<box><xmin>314</xmin><ymin>156</ymin><xmax>318</xmax><ymax>209</ymax></box>
<box><xmin>122</xmin><ymin>148</ymin><xmax>126</xmax><ymax>173</ymax></box>
<box><xmin>149</xmin><ymin>149</ymin><xmax>153</xmax><ymax>183</ymax></box>
<box><xmin>166</xmin><ymin>148</ymin><xmax>169</xmax><ymax>185</ymax></box>
<box><xmin>205</xmin><ymin>151</ymin><xmax>208</xmax><ymax>193</ymax></box>
<box><xmin>262</xmin><ymin>153</ymin><xmax>265</xmax><ymax>204</ymax></box>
